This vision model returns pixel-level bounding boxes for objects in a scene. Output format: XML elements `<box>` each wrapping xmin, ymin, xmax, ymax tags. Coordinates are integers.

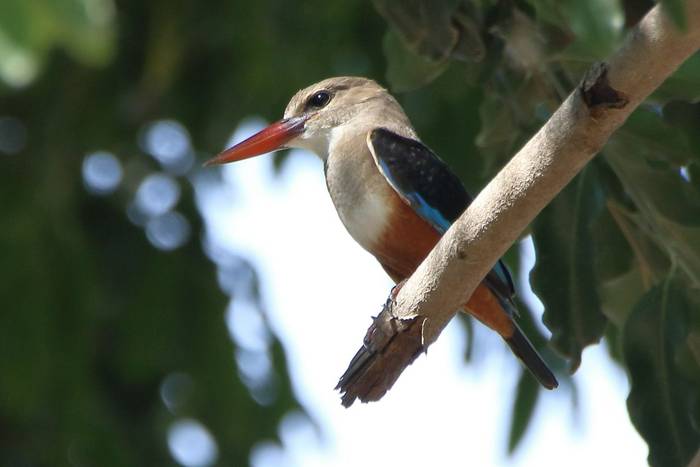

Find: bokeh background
<box><xmin>1</xmin><ymin>1</ymin><xmax>699</xmax><ymax>466</ymax></box>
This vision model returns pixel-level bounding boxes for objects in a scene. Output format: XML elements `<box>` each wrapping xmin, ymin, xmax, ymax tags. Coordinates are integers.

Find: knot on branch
<box><xmin>336</xmin><ymin>296</ymin><xmax>426</xmax><ymax>407</ymax></box>
<box><xmin>580</xmin><ymin>62</ymin><xmax>629</xmax><ymax>114</ymax></box>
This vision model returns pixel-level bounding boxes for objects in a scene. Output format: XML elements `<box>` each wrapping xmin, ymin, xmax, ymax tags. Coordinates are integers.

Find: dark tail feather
<box><xmin>504</xmin><ymin>322</ymin><xmax>559</xmax><ymax>389</ymax></box>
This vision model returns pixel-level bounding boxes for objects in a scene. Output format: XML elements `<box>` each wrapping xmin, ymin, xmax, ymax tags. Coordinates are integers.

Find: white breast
<box><xmin>324</xmin><ymin>130</ymin><xmax>393</xmax><ymax>252</ymax></box>
<box><xmin>337</xmin><ymin>186</ymin><xmax>390</xmax><ymax>250</ymax></box>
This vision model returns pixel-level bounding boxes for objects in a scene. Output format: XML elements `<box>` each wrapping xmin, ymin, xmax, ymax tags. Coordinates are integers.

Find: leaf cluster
<box><xmin>374</xmin><ymin>0</ymin><xmax>700</xmax><ymax>463</ymax></box>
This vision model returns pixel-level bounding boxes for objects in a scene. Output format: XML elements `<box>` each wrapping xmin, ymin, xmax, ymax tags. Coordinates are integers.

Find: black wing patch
<box><xmin>368</xmin><ymin>128</ymin><xmax>515</xmax><ymax>298</ymax></box>
<box><xmin>368</xmin><ymin>128</ymin><xmax>470</xmax><ymax>231</ymax></box>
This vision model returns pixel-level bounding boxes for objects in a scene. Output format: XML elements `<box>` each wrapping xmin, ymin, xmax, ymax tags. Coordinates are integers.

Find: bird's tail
<box><xmin>465</xmin><ymin>283</ymin><xmax>558</xmax><ymax>389</ymax></box>
<box><xmin>504</xmin><ymin>320</ymin><xmax>559</xmax><ymax>389</ymax></box>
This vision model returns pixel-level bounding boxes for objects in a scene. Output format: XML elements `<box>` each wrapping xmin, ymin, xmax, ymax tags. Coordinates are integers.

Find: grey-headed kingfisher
<box><xmin>206</xmin><ymin>77</ymin><xmax>558</xmax><ymax>390</ymax></box>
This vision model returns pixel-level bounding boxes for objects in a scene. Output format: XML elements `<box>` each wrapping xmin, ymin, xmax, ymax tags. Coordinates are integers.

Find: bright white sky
<box><xmin>197</xmin><ymin>119</ymin><xmax>649</xmax><ymax>467</ymax></box>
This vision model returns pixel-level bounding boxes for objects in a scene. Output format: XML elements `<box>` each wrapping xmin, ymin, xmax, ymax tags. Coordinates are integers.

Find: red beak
<box><xmin>204</xmin><ymin>115</ymin><xmax>308</xmax><ymax>166</ymax></box>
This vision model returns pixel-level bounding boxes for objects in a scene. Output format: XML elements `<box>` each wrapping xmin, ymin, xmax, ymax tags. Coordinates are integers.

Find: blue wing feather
<box><xmin>370</xmin><ymin>128</ymin><xmax>516</xmax><ymax>298</ymax></box>
<box><xmin>376</xmin><ymin>158</ymin><xmax>452</xmax><ymax>233</ymax></box>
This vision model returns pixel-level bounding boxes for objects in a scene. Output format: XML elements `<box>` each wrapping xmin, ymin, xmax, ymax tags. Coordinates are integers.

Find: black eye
<box><xmin>306</xmin><ymin>91</ymin><xmax>331</xmax><ymax>109</ymax></box>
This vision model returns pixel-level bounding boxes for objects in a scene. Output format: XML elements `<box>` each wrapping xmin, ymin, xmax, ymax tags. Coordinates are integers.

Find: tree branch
<box><xmin>337</xmin><ymin>2</ymin><xmax>700</xmax><ymax>407</ymax></box>
<box><xmin>689</xmin><ymin>446</ymin><xmax>700</xmax><ymax>467</ymax></box>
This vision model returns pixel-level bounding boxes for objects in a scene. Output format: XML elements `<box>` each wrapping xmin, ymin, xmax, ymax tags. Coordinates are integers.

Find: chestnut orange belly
<box><xmin>372</xmin><ymin>190</ymin><xmax>514</xmax><ymax>338</ymax></box>
<box><xmin>371</xmin><ymin>191</ymin><xmax>441</xmax><ymax>281</ymax></box>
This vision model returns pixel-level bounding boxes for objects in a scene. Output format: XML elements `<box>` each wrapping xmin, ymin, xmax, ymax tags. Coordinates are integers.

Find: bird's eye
<box><xmin>306</xmin><ymin>91</ymin><xmax>332</xmax><ymax>109</ymax></box>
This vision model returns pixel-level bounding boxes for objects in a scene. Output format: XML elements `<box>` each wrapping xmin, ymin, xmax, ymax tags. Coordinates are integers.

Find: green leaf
<box><xmin>606</xmin><ymin>138</ymin><xmax>700</xmax><ymax>287</ymax></box>
<box><xmin>0</xmin><ymin>0</ymin><xmax>42</xmax><ymax>86</ymax></box>
<box><xmin>623</xmin><ymin>275</ymin><xmax>700</xmax><ymax>467</ymax></box>
<box><xmin>507</xmin><ymin>369</ymin><xmax>540</xmax><ymax>454</ymax></box>
<box><xmin>619</xmin><ymin>107</ymin><xmax>695</xmax><ymax>167</ymax></box>
<box><xmin>383</xmin><ymin>29</ymin><xmax>449</xmax><ymax>92</ymax></box>
<box><xmin>523</xmin><ymin>0</ymin><xmax>569</xmax><ymax>30</ymax></box>
<box><xmin>601</xmin><ymin>199</ymin><xmax>672</xmax><ymax>293</ymax></box>
<box><xmin>663</xmin><ymin>100</ymin><xmax>700</xmax><ymax>158</ymax></box>
<box><xmin>527</xmin><ymin>0</ymin><xmax>623</xmax><ymax>61</ymax></box>
<box><xmin>563</xmin><ymin>0</ymin><xmax>624</xmax><ymax>60</ymax></box>
<box><xmin>591</xmin><ymin>198</ymin><xmax>634</xmax><ymax>281</ymax></box>
<box><xmin>678</xmin><ymin>291</ymin><xmax>700</xmax><ymax>380</ymax></box>
<box><xmin>598</xmin><ymin>267</ymin><xmax>646</xmax><ymax>326</ymax></box>
<box><xmin>654</xmin><ymin>53</ymin><xmax>700</xmax><ymax>101</ymax></box>
<box><xmin>450</xmin><ymin>10</ymin><xmax>485</xmax><ymax>62</ymax></box>
<box><xmin>0</xmin><ymin>0</ymin><xmax>34</xmax><ymax>47</ymax></box>
<box><xmin>373</xmin><ymin>0</ymin><xmax>460</xmax><ymax>61</ymax></box>
<box><xmin>592</xmin><ymin>200</ymin><xmax>647</xmax><ymax>327</ymax></box>
<box><xmin>688</xmin><ymin>162</ymin><xmax>700</xmax><ymax>191</ymax></box>
<box><xmin>531</xmin><ymin>165</ymin><xmax>608</xmax><ymax>370</ymax></box>
<box><xmin>660</xmin><ymin>0</ymin><xmax>687</xmax><ymax>30</ymax></box>
<box><xmin>40</xmin><ymin>0</ymin><xmax>116</xmax><ymax>67</ymax></box>
<box><xmin>457</xmin><ymin>313</ymin><xmax>475</xmax><ymax>362</ymax></box>
<box><xmin>475</xmin><ymin>91</ymin><xmax>519</xmax><ymax>160</ymax></box>
<box><xmin>676</xmin><ymin>330</ymin><xmax>700</xmax><ymax>382</ymax></box>
<box><xmin>0</xmin><ymin>0</ymin><xmax>115</xmax><ymax>87</ymax></box>
<box><xmin>475</xmin><ymin>73</ymin><xmax>558</xmax><ymax>175</ymax></box>
<box><xmin>488</xmin><ymin>9</ymin><xmax>549</xmax><ymax>72</ymax></box>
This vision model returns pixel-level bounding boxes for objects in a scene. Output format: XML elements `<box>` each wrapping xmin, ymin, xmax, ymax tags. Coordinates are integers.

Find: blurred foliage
<box><xmin>0</xmin><ymin>0</ymin><xmax>386</xmax><ymax>466</ymax></box>
<box><xmin>1</xmin><ymin>0</ymin><xmax>699</xmax><ymax>466</ymax></box>
<box><xmin>531</xmin><ymin>164</ymin><xmax>607</xmax><ymax>371</ymax></box>
<box><xmin>371</xmin><ymin>0</ymin><xmax>700</xmax><ymax>465</ymax></box>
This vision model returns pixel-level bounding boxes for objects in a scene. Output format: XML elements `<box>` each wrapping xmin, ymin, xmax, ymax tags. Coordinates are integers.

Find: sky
<box><xmin>194</xmin><ymin>119</ymin><xmax>649</xmax><ymax>467</ymax></box>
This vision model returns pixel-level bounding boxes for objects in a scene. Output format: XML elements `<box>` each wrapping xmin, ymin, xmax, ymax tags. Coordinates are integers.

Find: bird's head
<box><xmin>204</xmin><ymin>76</ymin><xmax>408</xmax><ymax>166</ymax></box>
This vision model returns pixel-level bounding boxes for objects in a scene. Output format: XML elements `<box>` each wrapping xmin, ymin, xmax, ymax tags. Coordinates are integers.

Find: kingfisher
<box><xmin>206</xmin><ymin>76</ymin><xmax>558</xmax><ymax>389</ymax></box>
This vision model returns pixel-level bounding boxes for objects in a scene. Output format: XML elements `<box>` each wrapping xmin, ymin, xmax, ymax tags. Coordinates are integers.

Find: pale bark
<box><xmin>690</xmin><ymin>447</ymin><xmax>700</xmax><ymax>467</ymax></box>
<box><xmin>338</xmin><ymin>1</ymin><xmax>700</xmax><ymax>406</ymax></box>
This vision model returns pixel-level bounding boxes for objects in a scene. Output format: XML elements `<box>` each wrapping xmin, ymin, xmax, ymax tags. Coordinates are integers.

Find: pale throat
<box><xmin>324</xmin><ymin>125</ymin><xmax>394</xmax><ymax>252</ymax></box>
<box><xmin>292</xmin><ymin>121</ymin><xmax>394</xmax><ymax>252</ymax></box>
<box><xmin>291</xmin><ymin>125</ymin><xmax>336</xmax><ymax>161</ymax></box>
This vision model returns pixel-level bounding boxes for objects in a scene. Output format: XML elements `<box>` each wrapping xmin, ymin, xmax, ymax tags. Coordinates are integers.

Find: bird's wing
<box><xmin>367</xmin><ymin>127</ymin><xmax>515</xmax><ymax>299</ymax></box>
